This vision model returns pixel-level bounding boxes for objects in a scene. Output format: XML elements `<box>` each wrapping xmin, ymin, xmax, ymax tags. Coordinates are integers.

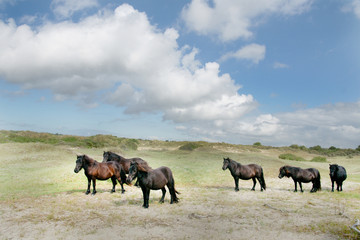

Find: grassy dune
<box><xmin>0</xmin><ymin>131</ymin><xmax>360</xmax><ymax>239</ymax></box>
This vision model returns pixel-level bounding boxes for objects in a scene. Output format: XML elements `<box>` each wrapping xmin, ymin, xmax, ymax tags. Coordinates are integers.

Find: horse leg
<box><xmin>336</xmin><ymin>181</ymin><xmax>340</xmax><ymax>191</ymax></box>
<box><xmin>116</xmin><ymin>175</ymin><xmax>125</xmax><ymax>194</ymax></box>
<box><xmin>331</xmin><ymin>180</ymin><xmax>335</xmax><ymax>192</ymax></box>
<box><xmin>86</xmin><ymin>177</ymin><xmax>91</xmax><ymax>195</ymax></box>
<box><xmin>299</xmin><ymin>182</ymin><xmax>303</xmax><ymax>192</ymax></box>
<box><xmin>92</xmin><ymin>178</ymin><xmax>97</xmax><ymax>195</ymax></box>
<box><xmin>234</xmin><ymin>177</ymin><xmax>239</xmax><ymax>192</ymax></box>
<box><xmin>141</xmin><ymin>186</ymin><xmax>150</xmax><ymax>208</ymax></box>
<box><xmin>293</xmin><ymin>180</ymin><xmax>298</xmax><ymax>192</ymax></box>
<box><xmin>145</xmin><ymin>189</ymin><xmax>150</xmax><ymax>208</ymax></box>
<box><xmin>159</xmin><ymin>187</ymin><xmax>166</xmax><ymax>203</ymax></box>
<box><xmin>251</xmin><ymin>177</ymin><xmax>256</xmax><ymax>191</ymax></box>
<box><xmin>111</xmin><ymin>176</ymin><xmax>117</xmax><ymax>193</ymax></box>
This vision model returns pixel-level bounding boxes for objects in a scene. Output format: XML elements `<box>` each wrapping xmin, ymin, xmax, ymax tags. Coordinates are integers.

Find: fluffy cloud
<box><xmin>220</xmin><ymin>44</ymin><xmax>266</xmax><ymax>64</ymax></box>
<box><xmin>181</xmin><ymin>0</ymin><xmax>313</xmax><ymax>41</ymax></box>
<box><xmin>51</xmin><ymin>0</ymin><xmax>99</xmax><ymax>19</ymax></box>
<box><xmin>0</xmin><ymin>4</ymin><xmax>255</xmax><ymax>123</ymax></box>
<box><xmin>177</xmin><ymin>102</ymin><xmax>360</xmax><ymax>148</ymax></box>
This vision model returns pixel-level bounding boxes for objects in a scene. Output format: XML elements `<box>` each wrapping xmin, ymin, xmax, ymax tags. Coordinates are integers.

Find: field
<box><xmin>1</xmin><ymin>133</ymin><xmax>360</xmax><ymax>239</ymax></box>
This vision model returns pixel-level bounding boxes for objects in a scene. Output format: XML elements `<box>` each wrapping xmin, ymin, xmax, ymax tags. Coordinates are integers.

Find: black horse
<box><xmin>222</xmin><ymin>157</ymin><xmax>266</xmax><ymax>192</ymax></box>
<box><xmin>127</xmin><ymin>161</ymin><xmax>179</xmax><ymax>208</ymax></box>
<box><xmin>278</xmin><ymin>165</ymin><xmax>321</xmax><ymax>192</ymax></box>
<box><xmin>74</xmin><ymin>155</ymin><xmax>127</xmax><ymax>195</ymax></box>
<box><xmin>329</xmin><ymin>164</ymin><xmax>347</xmax><ymax>192</ymax></box>
<box><xmin>103</xmin><ymin>151</ymin><xmax>150</xmax><ymax>186</ymax></box>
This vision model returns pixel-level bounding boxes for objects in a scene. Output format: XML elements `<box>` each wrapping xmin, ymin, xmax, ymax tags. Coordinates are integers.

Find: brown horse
<box><xmin>127</xmin><ymin>161</ymin><xmax>179</xmax><ymax>208</ymax></box>
<box><xmin>74</xmin><ymin>155</ymin><xmax>127</xmax><ymax>195</ymax></box>
<box><xmin>222</xmin><ymin>157</ymin><xmax>266</xmax><ymax>192</ymax></box>
<box><xmin>278</xmin><ymin>165</ymin><xmax>321</xmax><ymax>192</ymax></box>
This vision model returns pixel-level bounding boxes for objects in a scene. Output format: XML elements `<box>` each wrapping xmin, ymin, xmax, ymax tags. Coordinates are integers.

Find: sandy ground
<box><xmin>1</xmin><ymin>178</ymin><xmax>360</xmax><ymax>240</ymax></box>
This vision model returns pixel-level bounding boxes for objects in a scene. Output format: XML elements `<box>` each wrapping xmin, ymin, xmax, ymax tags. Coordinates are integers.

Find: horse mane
<box><xmin>107</xmin><ymin>151</ymin><xmax>126</xmax><ymax>161</ymax></box>
<box><xmin>226</xmin><ymin>157</ymin><xmax>241</xmax><ymax>167</ymax></box>
<box><xmin>136</xmin><ymin>162</ymin><xmax>152</xmax><ymax>172</ymax></box>
<box><xmin>81</xmin><ymin>154</ymin><xmax>97</xmax><ymax>164</ymax></box>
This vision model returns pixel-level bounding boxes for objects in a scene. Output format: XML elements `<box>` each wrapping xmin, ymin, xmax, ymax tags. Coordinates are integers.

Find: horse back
<box><xmin>236</xmin><ymin>164</ymin><xmax>259</xmax><ymax>179</ymax></box>
<box><xmin>94</xmin><ymin>162</ymin><xmax>119</xmax><ymax>180</ymax></box>
<box><xmin>336</xmin><ymin>166</ymin><xmax>347</xmax><ymax>181</ymax></box>
<box><xmin>145</xmin><ymin>166</ymin><xmax>171</xmax><ymax>189</ymax></box>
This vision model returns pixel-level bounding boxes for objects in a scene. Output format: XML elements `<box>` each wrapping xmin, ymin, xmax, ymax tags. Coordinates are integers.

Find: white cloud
<box><xmin>181</xmin><ymin>0</ymin><xmax>313</xmax><ymax>41</ymax></box>
<box><xmin>273</xmin><ymin>62</ymin><xmax>289</xmax><ymax>69</ymax></box>
<box><xmin>342</xmin><ymin>0</ymin><xmax>360</xmax><ymax>19</ymax></box>
<box><xmin>220</xmin><ymin>44</ymin><xmax>266</xmax><ymax>64</ymax></box>
<box><xmin>51</xmin><ymin>0</ymin><xmax>99</xmax><ymax>19</ymax></box>
<box><xmin>0</xmin><ymin>4</ymin><xmax>255</xmax><ymax>124</ymax></box>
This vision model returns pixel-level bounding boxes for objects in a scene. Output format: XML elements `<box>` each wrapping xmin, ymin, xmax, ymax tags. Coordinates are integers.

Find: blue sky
<box><xmin>0</xmin><ymin>0</ymin><xmax>359</xmax><ymax>148</ymax></box>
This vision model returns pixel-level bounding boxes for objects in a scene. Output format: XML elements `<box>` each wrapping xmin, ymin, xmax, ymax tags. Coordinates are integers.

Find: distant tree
<box><xmin>253</xmin><ymin>142</ymin><xmax>262</xmax><ymax>146</ymax></box>
<box><xmin>309</xmin><ymin>145</ymin><xmax>322</xmax><ymax>151</ymax></box>
<box><xmin>356</xmin><ymin>145</ymin><xmax>360</xmax><ymax>151</ymax></box>
<box><xmin>329</xmin><ymin>146</ymin><xmax>337</xmax><ymax>151</ymax></box>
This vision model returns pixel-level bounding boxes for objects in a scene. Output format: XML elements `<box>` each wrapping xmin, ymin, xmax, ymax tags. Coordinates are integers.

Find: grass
<box><xmin>1</xmin><ymin>132</ymin><xmax>360</xmax><ymax>239</ymax></box>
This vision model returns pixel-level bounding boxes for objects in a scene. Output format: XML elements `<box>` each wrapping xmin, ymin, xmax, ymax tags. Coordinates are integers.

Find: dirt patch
<box><xmin>1</xmin><ymin>180</ymin><xmax>359</xmax><ymax>240</ymax></box>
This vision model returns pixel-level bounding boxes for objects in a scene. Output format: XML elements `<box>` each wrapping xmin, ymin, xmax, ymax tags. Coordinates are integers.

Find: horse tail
<box><xmin>168</xmin><ymin>172</ymin><xmax>180</xmax><ymax>202</ymax></box>
<box><xmin>260</xmin><ymin>167</ymin><xmax>266</xmax><ymax>190</ymax></box>
<box><xmin>316</xmin><ymin>171</ymin><xmax>321</xmax><ymax>191</ymax></box>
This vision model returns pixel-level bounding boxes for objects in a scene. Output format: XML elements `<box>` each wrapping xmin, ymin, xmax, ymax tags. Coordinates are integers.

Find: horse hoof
<box><xmin>121</xmin><ymin>190</ymin><xmax>125</xmax><ymax>194</ymax></box>
<box><xmin>85</xmin><ymin>191</ymin><xmax>90</xmax><ymax>195</ymax></box>
<box><xmin>235</xmin><ymin>189</ymin><xmax>239</xmax><ymax>192</ymax></box>
<box><xmin>92</xmin><ymin>192</ymin><xmax>96</xmax><ymax>195</ymax></box>
<box><xmin>251</xmin><ymin>189</ymin><xmax>255</xmax><ymax>191</ymax></box>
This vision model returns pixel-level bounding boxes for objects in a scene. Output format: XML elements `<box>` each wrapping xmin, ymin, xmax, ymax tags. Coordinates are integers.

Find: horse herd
<box><xmin>74</xmin><ymin>152</ymin><xmax>347</xmax><ymax>208</ymax></box>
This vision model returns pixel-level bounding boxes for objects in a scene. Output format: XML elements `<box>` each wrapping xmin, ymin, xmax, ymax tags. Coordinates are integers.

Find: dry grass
<box><xmin>1</xmin><ymin>142</ymin><xmax>360</xmax><ymax>239</ymax></box>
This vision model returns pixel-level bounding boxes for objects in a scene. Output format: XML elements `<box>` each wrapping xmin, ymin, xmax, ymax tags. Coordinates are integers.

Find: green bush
<box><xmin>310</xmin><ymin>156</ymin><xmax>327</xmax><ymax>162</ymax></box>
<box><xmin>278</xmin><ymin>153</ymin><xmax>306</xmax><ymax>161</ymax></box>
<box><xmin>179</xmin><ymin>142</ymin><xmax>202</xmax><ymax>151</ymax></box>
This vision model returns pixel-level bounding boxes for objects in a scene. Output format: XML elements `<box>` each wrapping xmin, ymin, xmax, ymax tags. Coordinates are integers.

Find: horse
<box><xmin>222</xmin><ymin>157</ymin><xmax>266</xmax><ymax>192</ymax></box>
<box><xmin>278</xmin><ymin>165</ymin><xmax>321</xmax><ymax>192</ymax></box>
<box><xmin>102</xmin><ymin>151</ymin><xmax>151</xmax><ymax>186</ymax></box>
<box><xmin>126</xmin><ymin>161</ymin><xmax>180</xmax><ymax>208</ymax></box>
<box><xmin>74</xmin><ymin>155</ymin><xmax>127</xmax><ymax>195</ymax></box>
<box><xmin>329</xmin><ymin>164</ymin><xmax>347</xmax><ymax>192</ymax></box>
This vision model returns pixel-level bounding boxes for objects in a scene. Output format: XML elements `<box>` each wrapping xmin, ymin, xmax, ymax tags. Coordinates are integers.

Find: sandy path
<box><xmin>1</xmin><ymin>179</ymin><xmax>359</xmax><ymax>240</ymax></box>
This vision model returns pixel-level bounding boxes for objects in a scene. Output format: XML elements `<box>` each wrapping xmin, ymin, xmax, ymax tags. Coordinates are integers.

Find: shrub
<box><xmin>253</xmin><ymin>142</ymin><xmax>262</xmax><ymax>146</ymax></box>
<box><xmin>278</xmin><ymin>153</ymin><xmax>306</xmax><ymax>161</ymax></box>
<box><xmin>179</xmin><ymin>142</ymin><xmax>202</xmax><ymax>151</ymax></box>
<box><xmin>310</xmin><ymin>156</ymin><xmax>327</xmax><ymax>162</ymax></box>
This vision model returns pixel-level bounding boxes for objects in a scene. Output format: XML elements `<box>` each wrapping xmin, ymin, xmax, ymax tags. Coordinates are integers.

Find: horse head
<box><xmin>102</xmin><ymin>151</ymin><xmax>111</xmax><ymax>162</ymax></box>
<box><xmin>278</xmin><ymin>166</ymin><xmax>290</xmax><ymax>178</ymax></box>
<box><xmin>127</xmin><ymin>160</ymin><xmax>138</xmax><ymax>183</ymax></box>
<box><xmin>222</xmin><ymin>157</ymin><xmax>230</xmax><ymax>170</ymax></box>
<box><xmin>329</xmin><ymin>164</ymin><xmax>339</xmax><ymax>178</ymax></box>
<box><xmin>74</xmin><ymin>155</ymin><xmax>85</xmax><ymax>173</ymax></box>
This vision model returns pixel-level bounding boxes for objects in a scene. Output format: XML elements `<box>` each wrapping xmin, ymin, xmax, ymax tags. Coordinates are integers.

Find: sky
<box><xmin>0</xmin><ymin>0</ymin><xmax>359</xmax><ymax>148</ymax></box>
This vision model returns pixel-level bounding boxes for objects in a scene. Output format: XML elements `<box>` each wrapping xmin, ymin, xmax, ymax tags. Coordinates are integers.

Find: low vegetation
<box><xmin>279</xmin><ymin>153</ymin><xmax>306</xmax><ymax>161</ymax></box>
<box><xmin>0</xmin><ymin>130</ymin><xmax>360</xmax><ymax>239</ymax></box>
